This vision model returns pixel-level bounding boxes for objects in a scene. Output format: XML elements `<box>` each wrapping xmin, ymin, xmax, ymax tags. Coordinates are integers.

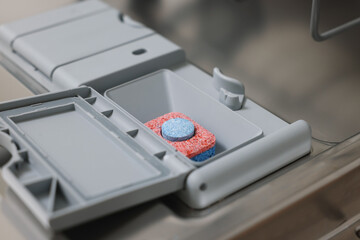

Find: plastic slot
<box><xmin>101</xmin><ymin>109</ymin><xmax>114</xmax><ymax>118</ymax></box>
<box><xmin>25</xmin><ymin>178</ymin><xmax>53</xmax><ymax>211</ymax></box>
<box><xmin>52</xmin><ymin>180</ymin><xmax>71</xmax><ymax>211</ymax></box>
<box><xmin>100</xmin><ymin>108</ymin><xmax>140</xmax><ymax>133</ymax></box>
<box><xmin>84</xmin><ymin>96</ymin><xmax>97</xmax><ymax>104</ymax></box>
<box><xmin>20</xmin><ymin>174</ymin><xmax>53</xmax><ymax>187</ymax></box>
<box><xmin>24</xmin><ymin>177</ymin><xmax>72</xmax><ymax>212</ymax></box>
<box><xmin>154</xmin><ymin>151</ymin><xmax>167</xmax><ymax>160</ymax></box>
<box><xmin>0</xmin><ymin>128</ymin><xmax>10</xmax><ymax>134</ymax></box>
<box><xmin>18</xmin><ymin>149</ymin><xmax>28</xmax><ymax>159</ymax></box>
<box><xmin>126</xmin><ymin>129</ymin><xmax>139</xmax><ymax>138</ymax></box>
<box><xmin>8</xmin><ymin>158</ymin><xmax>40</xmax><ymax>183</ymax></box>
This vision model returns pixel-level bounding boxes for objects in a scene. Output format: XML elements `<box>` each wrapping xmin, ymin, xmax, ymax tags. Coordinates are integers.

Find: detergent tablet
<box><xmin>145</xmin><ymin>112</ymin><xmax>216</xmax><ymax>162</ymax></box>
<box><xmin>161</xmin><ymin>118</ymin><xmax>195</xmax><ymax>142</ymax></box>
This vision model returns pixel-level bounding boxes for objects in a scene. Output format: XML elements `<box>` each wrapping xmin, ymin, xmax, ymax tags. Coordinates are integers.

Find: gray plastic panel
<box><xmin>0</xmin><ymin>87</ymin><xmax>193</xmax><ymax>230</ymax></box>
<box><xmin>105</xmin><ymin>70</ymin><xmax>263</xmax><ymax>166</ymax></box>
<box><xmin>0</xmin><ymin>0</ymin><xmax>110</xmax><ymax>46</ymax></box>
<box><xmin>0</xmin><ymin>0</ymin><xmax>185</xmax><ymax>93</ymax></box>
<box><xmin>52</xmin><ymin>34</ymin><xmax>185</xmax><ymax>92</ymax></box>
<box><xmin>12</xmin><ymin>9</ymin><xmax>153</xmax><ymax>78</ymax></box>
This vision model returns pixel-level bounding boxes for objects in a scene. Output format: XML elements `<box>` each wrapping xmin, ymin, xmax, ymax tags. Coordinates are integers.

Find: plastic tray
<box><xmin>105</xmin><ymin>70</ymin><xmax>263</xmax><ymax>165</ymax></box>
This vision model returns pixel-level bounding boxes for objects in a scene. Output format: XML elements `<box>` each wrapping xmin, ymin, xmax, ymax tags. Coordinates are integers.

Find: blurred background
<box><xmin>106</xmin><ymin>0</ymin><xmax>360</xmax><ymax>144</ymax></box>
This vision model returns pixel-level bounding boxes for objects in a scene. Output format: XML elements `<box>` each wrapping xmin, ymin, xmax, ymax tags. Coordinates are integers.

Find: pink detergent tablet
<box><xmin>145</xmin><ymin>112</ymin><xmax>216</xmax><ymax>161</ymax></box>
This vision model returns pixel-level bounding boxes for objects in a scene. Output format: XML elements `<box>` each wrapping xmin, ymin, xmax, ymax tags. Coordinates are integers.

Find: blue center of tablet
<box><xmin>161</xmin><ymin>118</ymin><xmax>195</xmax><ymax>142</ymax></box>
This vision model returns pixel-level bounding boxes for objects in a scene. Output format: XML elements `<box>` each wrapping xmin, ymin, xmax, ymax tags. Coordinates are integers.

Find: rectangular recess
<box><xmin>105</xmin><ymin>70</ymin><xmax>263</xmax><ymax>160</ymax></box>
<box><xmin>9</xmin><ymin>103</ymin><xmax>161</xmax><ymax>199</ymax></box>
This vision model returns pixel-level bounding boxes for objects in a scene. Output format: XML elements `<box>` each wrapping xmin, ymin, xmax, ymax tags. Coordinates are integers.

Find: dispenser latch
<box><xmin>213</xmin><ymin>67</ymin><xmax>245</xmax><ymax>110</ymax></box>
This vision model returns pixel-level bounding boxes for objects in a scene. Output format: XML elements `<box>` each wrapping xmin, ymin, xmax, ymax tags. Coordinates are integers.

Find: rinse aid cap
<box><xmin>161</xmin><ymin>118</ymin><xmax>195</xmax><ymax>142</ymax></box>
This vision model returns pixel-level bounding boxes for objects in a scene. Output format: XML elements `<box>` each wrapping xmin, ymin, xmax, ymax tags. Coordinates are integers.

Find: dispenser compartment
<box><xmin>105</xmin><ymin>70</ymin><xmax>263</xmax><ymax>165</ymax></box>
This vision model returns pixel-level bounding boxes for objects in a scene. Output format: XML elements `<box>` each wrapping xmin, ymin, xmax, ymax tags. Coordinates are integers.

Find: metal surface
<box><xmin>0</xmin><ymin>0</ymin><xmax>360</xmax><ymax>239</ymax></box>
<box><xmin>231</xmin><ymin>133</ymin><xmax>360</xmax><ymax>239</ymax></box>
<box><xmin>320</xmin><ymin>213</ymin><xmax>360</xmax><ymax>240</ymax></box>
<box><xmin>311</xmin><ymin>0</ymin><xmax>360</xmax><ymax>41</ymax></box>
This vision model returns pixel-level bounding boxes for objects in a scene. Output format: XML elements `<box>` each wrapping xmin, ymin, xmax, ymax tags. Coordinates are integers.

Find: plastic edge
<box><xmin>178</xmin><ymin>120</ymin><xmax>312</xmax><ymax>209</ymax></box>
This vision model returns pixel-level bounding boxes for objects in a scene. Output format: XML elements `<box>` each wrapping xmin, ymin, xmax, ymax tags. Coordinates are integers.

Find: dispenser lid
<box><xmin>0</xmin><ymin>0</ymin><xmax>185</xmax><ymax>92</ymax></box>
<box><xmin>0</xmin><ymin>87</ymin><xmax>193</xmax><ymax>230</ymax></box>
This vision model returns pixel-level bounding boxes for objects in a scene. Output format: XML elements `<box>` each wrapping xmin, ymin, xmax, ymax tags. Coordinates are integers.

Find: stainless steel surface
<box><xmin>0</xmin><ymin>0</ymin><xmax>360</xmax><ymax>239</ymax></box>
<box><xmin>232</xmin><ymin>133</ymin><xmax>360</xmax><ymax>239</ymax></box>
<box><xmin>320</xmin><ymin>213</ymin><xmax>360</xmax><ymax>240</ymax></box>
<box><xmin>311</xmin><ymin>0</ymin><xmax>360</xmax><ymax>41</ymax></box>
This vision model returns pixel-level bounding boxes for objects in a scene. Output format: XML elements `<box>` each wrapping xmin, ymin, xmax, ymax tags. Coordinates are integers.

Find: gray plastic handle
<box><xmin>213</xmin><ymin>68</ymin><xmax>245</xmax><ymax>110</ymax></box>
<box><xmin>178</xmin><ymin>120</ymin><xmax>312</xmax><ymax>209</ymax></box>
<box><xmin>213</xmin><ymin>67</ymin><xmax>244</xmax><ymax>95</ymax></box>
